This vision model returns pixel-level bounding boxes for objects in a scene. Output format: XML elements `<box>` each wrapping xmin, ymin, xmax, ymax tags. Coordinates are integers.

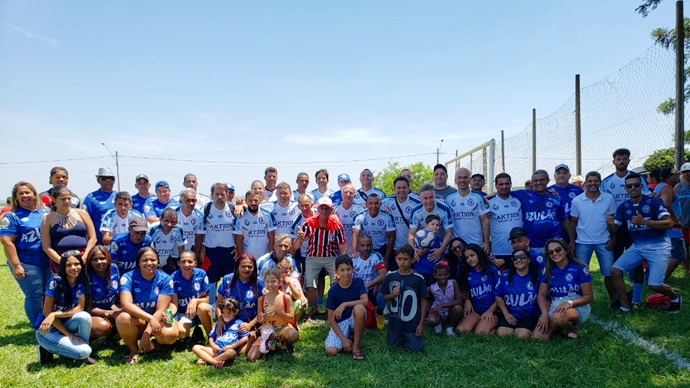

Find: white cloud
<box><xmin>11</xmin><ymin>26</ymin><xmax>60</xmax><ymax>46</ymax></box>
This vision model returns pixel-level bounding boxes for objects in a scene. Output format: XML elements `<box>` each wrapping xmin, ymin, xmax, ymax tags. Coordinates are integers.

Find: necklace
<box><xmin>55</xmin><ymin>210</ymin><xmax>80</xmax><ymax>229</ymax></box>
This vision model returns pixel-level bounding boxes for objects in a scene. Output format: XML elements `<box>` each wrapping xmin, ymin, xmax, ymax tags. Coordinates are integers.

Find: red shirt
<box><xmin>303</xmin><ymin>215</ymin><xmax>346</xmax><ymax>258</ymax></box>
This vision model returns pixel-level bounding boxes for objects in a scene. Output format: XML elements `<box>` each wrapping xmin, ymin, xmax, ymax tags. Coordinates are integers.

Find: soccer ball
<box><xmin>415</xmin><ymin>229</ymin><xmax>435</xmax><ymax>248</ymax></box>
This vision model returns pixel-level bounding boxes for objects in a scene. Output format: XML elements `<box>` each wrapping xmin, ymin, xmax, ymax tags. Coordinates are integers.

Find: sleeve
<box><xmin>356</xmin><ymin>278</ymin><xmax>367</xmax><ymax>297</ymax></box>
<box><xmin>607</xmin><ymin>195</ymin><xmax>617</xmax><ymax>215</ymax></box>
<box><xmin>558</xmin><ymin>199</ymin><xmax>568</xmax><ymax>221</ymax></box>
<box><xmin>176</xmin><ymin>227</ymin><xmax>186</xmax><ymax>247</ymax></box>
<box><xmin>570</xmin><ymin>199</ymin><xmax>580</xmax><ymax>218</ymax></box>
<box><xmin>336</xmin><ymin>222</ymin><xmax>346</xmax><ymax>245</ymax></box>
<box><xmin>326</xmin><ymin>286</ymin><xmax>338</xmax><ymax>311</ymax></box>
<box><xmin>493</xmin><ymin>274</ymin><xmax>505</xmax><ymax>297</ymax></box>
<box><xmin>45</xmin><ymin>276</ymin><xmax>59</xmax><ymax>298</ymax></box>
<box><xmin>195</xmin><ymin>211</ymin><xmax>205</xmax><ymax>234</ymax></box>
<box><xmin>143</xmin><ymin>198</ymin><xmax>156</xmax><ymax>218</ymax></box>
<box><xmin>159</xmin><ymin>273</ymin><xmax>175</xmax><ymax>296</ymax></box>
<box><xmin>418</xmin><ymin>276</ymin><xmax>429</xmax><ymax>298</ymax></box>
<box><xmin>477</xmin><ymin>195</ymin><xmax>490</xmax><ymax>215</ymax></box>
<box><xmin>0</xmin><ymin>212</ymin><xmax>19</xmax><ymax>236</ymax></box>
<box><xmin>109</xmin><ymin>240</ymin><xmax>121</xmax><ymax>262</ymax></box>
<box><xmin>119</xmin><ymin>272</ymin><xmax>133</xmax><ymax>293</ymax></box>
<box><xmin>267</xmin><ymin>212</ymin><xmax>277</xmax><ymax>232</ymax></box>
<box><xmin>579</xmin><ymin>265</ymin><xmax>592</xmax><ymax>284</ymax></box>
<box><xmin>201</xmin><ymin>273</ymin><xmax>210</xmax><ymax>293</ymax></box>
<box><xmin>380</xmin><ymin>273</ymin><xmax>391</xmax><ymax>294</ymax></box>
<box><xmin>100</xmin><ymin>210</ymin><xmax>113</xmax><ymax>232</ymax></box>
<box><xmin>352</xmin><ymin>214</ymin><xmax>363</xmax><ymax>230</ymax></box>
<box><xmin>217</xmin><ymin>276</ymin><xmax>229</xmax><ymax>296</ymax></box>
<box><xmin>232</xmin><ymin>215</ymin><xmax>243</xmax><ymax>236</ymax></box>
<box><xmin>111</xmin><ymin>266</ymin><xmax>121</xmax><ymax>289</ymax></box>
<box><xmin>385</xmin><ymin>214</ymin><xmax>395</xmax><ymax>232</ymax></box>
<box><xmin>209</xmin><ymin>324</ymin><xmax>218</xmax><ymax>340</ymax></box>
<box><xmin>511</xmin><ymin>190</ymin><xmax>527</xmax><ymax>202</ymax></box>
<box><xmin>614</xmin><ymin>204</ymin><xmax>625</xmax><ymax>226</ymax></box>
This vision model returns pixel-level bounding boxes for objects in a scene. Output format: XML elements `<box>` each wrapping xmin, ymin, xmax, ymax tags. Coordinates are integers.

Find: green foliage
<box><xmin>643</xmin><ymin>147</ymin><xmax>690</xmax><ymax>171</ymax></box>
<box><xmin>636</xmin><ymin>0</ymin><xmax>664</xmax><ymax>17</ymax></box>
<box><xmin>373</xmin><ymin>161</ymin><xmax>433</xmax><ymax>194</ymax></box>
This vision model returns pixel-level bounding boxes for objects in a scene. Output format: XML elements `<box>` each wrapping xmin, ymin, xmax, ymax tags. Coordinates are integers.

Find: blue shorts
<box><xmin>612</xmin><ymin>245</ymin><xmax>670</xmax><ymax>286</ymax></box>
<box><xmin>387</xmin><ymin>329</ymin><xmax>424</xmax><ymax>352</ymax></box>
<box><xmin>497</xmin><ymin>314</ymin><xmax>539</xmax><ymax>331</ymax></box>
<box><xmin>576</xmin><ymin>243</ymin><xmax>614</xmax><ymax>276</ymax></box>
<box><xmin>205</xmin><ymin>246</ymin><xmax>236</xmax><ymax>284</ymax></box>
<box><xmin>671</xmin><ymin>238</ymin><xmax>687</xmax><ymax>262</ymax></box>
<box><xmin>548</xmin><ymin>295</ymin><xmax>591</xmax><ymax>325</ymax></box>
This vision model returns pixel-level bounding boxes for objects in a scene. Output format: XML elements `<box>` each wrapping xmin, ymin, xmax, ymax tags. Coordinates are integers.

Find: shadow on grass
<box><xmin>0</xmin><ymin>328</ymin><xmax>35</xmax><ymax>348</ymax></box>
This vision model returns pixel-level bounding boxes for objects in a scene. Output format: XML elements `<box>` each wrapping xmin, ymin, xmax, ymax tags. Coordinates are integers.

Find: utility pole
<box><xmin>101</xmin><ymin>143</ymin><xmax>121</xmax><ymax>191</ymax></box>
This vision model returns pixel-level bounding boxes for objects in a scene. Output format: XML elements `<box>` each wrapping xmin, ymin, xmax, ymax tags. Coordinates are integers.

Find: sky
<box><xmin>0</xmin><ymin>0</ymin><xmax>683</xmax><ymax>199</ymax></box>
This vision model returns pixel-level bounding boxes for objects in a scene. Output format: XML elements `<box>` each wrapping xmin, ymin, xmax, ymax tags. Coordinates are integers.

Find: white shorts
<box><xmin>324</xmin><ymin>316</ymin><xmax>354</xmax><ymax>349</ymax></box>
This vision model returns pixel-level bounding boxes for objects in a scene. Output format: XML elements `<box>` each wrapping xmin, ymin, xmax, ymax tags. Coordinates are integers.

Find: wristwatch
<box><xmin>567</xmin><ymin>300</ymin><xmax>574</xmax><ymax>307</ymax></box>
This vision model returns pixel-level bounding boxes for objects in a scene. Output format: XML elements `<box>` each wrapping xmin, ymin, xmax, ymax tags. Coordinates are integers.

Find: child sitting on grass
<box><xmin>192</xmin><ymin>297</ymin><xmax>248</xmax><ymax>369</ymax></box>
<box><xmin>325</xmin><ymin>255</ymin><xmax>368</xmax><ymax>360</ymax></box>
<box><xmin>381</xmin><ymin>244</ymin><xmax>429</xmax><ymax>352</ymax></box>
<box><xmin>426</xmin><ymin>261</ymin><xmax>463</xmax><ymax>336</ymax></box>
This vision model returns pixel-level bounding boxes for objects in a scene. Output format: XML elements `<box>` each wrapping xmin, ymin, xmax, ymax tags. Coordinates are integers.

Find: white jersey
<box><xmin>266</xmin><ymin>201</ymin><xmax>301</xmax><ymax>236</ymax></box>
<box><xmin>149</xmin><ymin>224</ymin><xmax>186</xmax><ymax>261</ymax></box>
<box><xmin>100</xmin><ymin>209</ymin><xmax>145</xmax><ymax>236</ymax></box>
<box><xmin>173</xmin><ymin>193</ymin><xmax>212</xmax><ymax>211</ymax></box>
<box><xmin>310</xmin><ymin>188</ymin><xmax>334</xmax><ymax>202</ymax></box>
<box><xmin>233</xmin><ymin>208</ymin><xmax>276</xmax><ymax>259</ymax></box>
<box><xmin>410</xmin><ymin>202</ymin><xmax>454</xmax><ymax>242</ymax></box>
<box><xmin>353</xmin><ymin>211</ymin><xmax>395</xmax><ymax>249</ymax></box>
<box><xmin>334</xmin><ymin>203</ymin><xmax>365</xmax><ymax>254</ymax></box>
<box><xmin>290</xmin><ymin>213</ymin><xmax>311</xmax><ymax>257</ymax></box>
<box><xmin>381</xmin><ymin>196</ymin><xmax>421</xmax><ymax>249</ymax></box>
<box><xmin>601</xmin><ymin>172</ymin><xmax>650</xmax><ymax>210</ymax></box>
<box><xmin>264</xmin><ymin>189</ymin><xmax>278</xmax><ymax>203</ymax></box>
<box><xmin>176</xmin><ymin>207</ymin><xmax>205</xmax><ymax>251</ymax></box>
<box><xmin>487</xmin><ymin>195</ymin><xmax>523</xmax><ymax>256</ymax></box>
<box><xmin>204</xmin><ymin>203</ymin><xmax>236</xmax><ymax>249</ymax></box>
<box><xmin>353</xmin><ymin>187</ymin><xmax>386</xmax><ymax>206</ymax></box>
<box><xmin>445</xmin><ymin>191</ymin><xmax>489</xmax><ymax>245</ymax></box>
<box><xmin>292</xmin><ymin>190</ymin><xmax>314</xmax><ymax>203</ymax></box>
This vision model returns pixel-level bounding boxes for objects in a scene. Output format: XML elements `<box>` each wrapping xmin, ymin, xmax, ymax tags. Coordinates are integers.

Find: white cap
<box><xmin>317</xmin><ymin>197</ymin><xmax>333</xmax><ymax>208</ymax></box>
<box><xmin>96</xmin><ymin>167</ymin><xmax>115</xmax><ymax>177</ymax></box>
<box><xmin>680</xmin><ymin>163</ymin><xmax>690</xmax><ymax>172</ymax></box>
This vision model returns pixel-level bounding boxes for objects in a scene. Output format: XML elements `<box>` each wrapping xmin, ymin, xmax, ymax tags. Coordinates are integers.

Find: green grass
<box><xmin>1</xmin><ymin>253</ymin><xmax>690</xmax><ymax>387</ymax></box>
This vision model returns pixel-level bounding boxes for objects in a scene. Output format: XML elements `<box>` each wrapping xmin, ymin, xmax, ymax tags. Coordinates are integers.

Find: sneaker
<box><xmin>38</xmin><ymin>345</ymin><xmax>53</xmax><ymax>365</ymax></box>
<box><xmin>434</xmin><ymin>324</ymin><xmax>442</xmax><ymax>334</ymax></box>
<box><xmin>668</xmin><ymin>296</ymin><xmax>682</xmax><ymax>312</ymax></box>
<box><xmin>616</xmin><ymin>307</ymin><xmax>633</xmax><ymax>315</ymax></box>
<box><xmin>445</xmin><ymin>327</ymin><xmax>454</xmax><ymax>336</ymax></box>
<box><xmin>375</xmin><ymin>314</ymin><xmax>385</xmax><ymax>330</ymax></box>
<box><xmin>84</xmin><ymin>356</ymin><xmax>97</xmax><ymax>365</ymax></box>
<box><xmin>317</xmin><ymin>305</ymin><xmax>327</xmax><ymax>315</ymax></box>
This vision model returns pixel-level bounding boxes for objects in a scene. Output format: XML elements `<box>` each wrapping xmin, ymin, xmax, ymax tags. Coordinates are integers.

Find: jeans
<box><xmin>35</xmin><ymin>311</ymin><xmax>92</xmax><ymax>359</ymax></box>
<box><xmin>8</xmin><ymin>261</ymin><xmax>52</xmax><ymax>325</ymax></box>
<box><xmin>575</xmin><ymin>243</ymin><xmax>614</xmax><ymax>276</ymax></box>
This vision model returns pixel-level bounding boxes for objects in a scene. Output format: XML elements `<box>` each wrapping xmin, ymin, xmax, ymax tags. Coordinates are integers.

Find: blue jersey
<box><xmin>35</xmin><ymin>275</ymin><xmax>87</xmax><ymax>329</ymax></box>
<box><xmin>601</xmin><ymin>172</ymin><xmax>650</xmax><ymax>209</ymax></box>
<box><xmin>89</xmin><ymin>266</ymin><xmax>120</xmax><ymax>310</ymax></box>
<box><xmin>110</xmin><ymin>232</ymin><xmax>154</xmax><ymax>273</ymax></box>
<box><xmin>512</xmin><ymin>190</ymin><xmax>567</xmax><ymax>249</ymax></box>
<box><xmin>172</xmin><ymin>268</ymin><xmax>210</xmax><ymax>308</ymax></box>
<box><xmin>445</xmin><ymin>191</ymin><xmax>489</xmax><ymax>245</ymax></box>
<box><xmin>119</xmin><ymin>269</ymin><xmax>174</xmax><ymax>314</ymax></box>
<box><xmin>494</xmin><ymin>271</ymin><xmax>540</xmax><ymax>319</ymax></box>
<box><xmin>614</xmin><ymin>196</ymin><xmax>671</xmax><ymax>250</ymax></box>
<box><xmin>467</xmin><ymin>266</ymin><xmax>501</xmax><ymax>314</ymax></box>
<box><xmin>413</xmin><ymin>231</ymin><xmax>442</xmax><ymax>275</ymax></box>
<box><xmin>381</xmin><ymin>196</ymin><xmax>421</xmax><ymax>249</ymax></box>
<box><xmin>144</xmin><ymin>198</ymin><xmax>180</xmax><ymax>218</ymax></box>
<box><xmin>330</xmin><ymin>190</ymin><xmax>344</xmax><ymax>206</ymax></box>
<box><xmin>100</xmin><ymin>209</ymin><xmax>145</xmax><ymax>236</ymax></box>
<box><xmin>547</xmin><ymin>184</ymin><xmax>583</xmax><ymax>217</ymax></box>
<box><xmin>0</xmin><ymin>206</ymin><xmax>49</xmax><ymax>266</ymax></box>
<box><xmin>132</xmin><ymin>193</ymin><xmax>154</xmax><ymax>215</ymax></box>
<box><xmin>148</xmin><ymin>224</ymin><xmax>186</xmax><ymax>261</ymax></box>
<box><xmin>542</xmin><ymin>261</ymin><xmax>591</xmax><ymax>299</ymax></box>
<box><xmin>83</xmin><ymin>188</ymin><xmax>117</xmax><ymax>242</ymax></box>
<box><xmin>210</xmin><ymin>317</ymin><xmax>250</xmax><ymax>349</ymax></box>
<box><xmin>353</xmin><ymin>211</ymin><xmax>395</xmax><ymax>249</ymax></box>
<box><xmin>217</xmin><ymin>274</ymin><xmax>265</xmax><ymax>323</ymax></box>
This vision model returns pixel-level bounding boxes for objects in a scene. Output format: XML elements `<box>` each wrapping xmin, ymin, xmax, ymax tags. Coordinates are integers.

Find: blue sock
<box><xmin>209</xmin><ymin>282</ymin><xmax>217</xmax><ymax>306</ymax></box>
<box><xmin>317</xmin><ymin>298</ymin><xmax>323</xmax><ymax>306</ymax></box>
<box><xmin>632</xmin><ymin>283</ymin><xmax>643</xmax><ymax>304</ymax></box>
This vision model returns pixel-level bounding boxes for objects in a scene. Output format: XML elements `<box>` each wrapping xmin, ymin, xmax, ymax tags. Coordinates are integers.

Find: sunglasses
<box><xmin>547</xmin><ymin>246</ymin><xmax>564</xmax><ymax>255</ymax></box>
<box><xmin>100</xmin><ymin>176</ymin><xmax>115</xmax><ymax>182</ymax></box>
<box><xmin>624</xmin><ymin>182</ymin><xmax>641</xmax><ymax>189</ymax></box>
<box><xmin>450</xmin><ymin>245</ymin><xmax>464</xmax><ymax>253</ymax></box>
<box><xmin>512</xmin><ymin>254</ymin><xmax>528</xmax><ymax>261</ymax></box>
<box><xmin>61</xmin><ymin>250</ymin><xmax>82</xmax><ymax>259</ymax></box>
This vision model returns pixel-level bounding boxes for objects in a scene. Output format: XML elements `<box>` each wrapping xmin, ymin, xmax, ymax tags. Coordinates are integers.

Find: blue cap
<box><xmin>337</xmin><ymin>173</ymin><xmax>351</xmax><ymax>182</ymax></box>
<box><xmin>226</xmin><ymin>183</ymin><xmax>235</xmax><ymax>191</ymax></box>
<box><xmin>155</xmin><ymin>180</ymin><xmax>170</xmax><ymax>189</ymax></box>
<box><xmin>554</xmin><ymin>164</ymin><xmax>570</xmax><ymax>172</ymax></box>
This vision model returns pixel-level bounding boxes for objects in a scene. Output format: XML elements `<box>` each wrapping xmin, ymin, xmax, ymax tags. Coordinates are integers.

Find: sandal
<box><xmin>196</xmin><ymin>359</ymin><xmax>206</xmax><ymax>366</ymax></box>
<box><xmin>352</xmin><ymin>351</ymin><xmax>365</xmax><ymax>361</ymax></box>
<box><xmin>214</xmin><ymin>360</ymin><xmax>225</xmax><ymax>369</ymax></box>
<box><xmin>124</xmin><ymin>353</ymin><xmax>139</xmax><ymax>365</ymax></box>
<box><xmin>566</xmin><ymin>328</ymin><xmax>579</xmax><ymax>340</ymax></box>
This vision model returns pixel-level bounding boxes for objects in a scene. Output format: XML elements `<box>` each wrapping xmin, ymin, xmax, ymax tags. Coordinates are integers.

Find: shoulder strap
<box><xmin>394</xmin><ymin>199</ymin><xmax>410</xmax><ymax>227</ymax></box>
<box><xmin>358</xmin><ymin>189</ymin><xmax>368</xmax><ymax>201</ymax></box>
<box><xmin>203</xmin><ymin>202</ymin><xmax>212</xmax><ymax>225</ymax></box>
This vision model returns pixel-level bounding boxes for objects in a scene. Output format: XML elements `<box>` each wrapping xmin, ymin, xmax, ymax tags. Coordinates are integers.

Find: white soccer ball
<box><xmin>415</xmin><ymin>229</ymin><xmax>435</xmax><ymax>248</ymax></box>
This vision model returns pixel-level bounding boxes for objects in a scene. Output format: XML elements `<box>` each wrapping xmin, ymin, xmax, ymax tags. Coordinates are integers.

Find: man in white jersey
<box><xmin>446</xmin><ymin>168</ymin><xmax>490</xmax><ymax>254</ymax></box>
<box><xmin>290</xmin><ymin>194</ymin><xmax>315</xmax><ymax>273</ymax></box>
<box><xmin>433</xmin><ymin>164</ymin><xmax>456</xmax><ymax>202</ymax></box>
<box><xmin>256</xmin><ymin>233</ymin><xmax>300</xmax><ymax>282</ymax></box>
<box><xmin>354</xmin><ymin>168</ymin><xmax>386</xmax><ymax>205</ymax></box>
<box><xmin>234</xmin><ymin>189</ymin><xmax>276</xmax><ymax>259</ymax></box>
<box><xmin>176</xmin><ymin>188</ymin><xmax>205</xmax><ymax>264</ymax></box>
<box><xmin>267</xmin><ymin>182</ymin><xmax>301</xmax><ymax>236</ymax></box>
<box><xmin>487</xmin><ymin>172</ymin><xmax>523</xmax><ymax>268</ymax></box>
<box><xmin>264</xmin><ymin>167</ymin><xmax>278</xmax><ymax>202</ymax></box>
<box><xmin>352</xmin><ymin>193</ymin><xmax>395</xmax><ymax>268</ymax></box>
<box><xmin>293</xmin><ymin>172</ymin><xmax>314</xmax><ymax>202</ymax></box>
<box><xmin>408</xmin><ymin>184</ymin><xmax>454</xmax><ymax>271</ymax></box>
<box><xmin>171</xmin><ymin>173</ymin><xmax>211</xmax><ymax>211</ymax></box>
<box><xmin>100</xmin><ymin>191</ymin><xmax>145</xmax><ymax>245</ymax></box>
<box><xmin>397</xmin><ymin>169</ymin><xmax>420</xmax><ymax>200</ymax></box>
<box><xmin>310</xmin><ymin>168</ymin><xmax>333</xmax><ymax>201</ymax></box>
<box><xmin>333</xmin><ymin>184</ymin><xmax>364</xmax><ymax>255</ymax></box>
<box><xmin>203</xmin><ymin>182</ymin><xmax>237</xmax><ymax>304</ymax></box>
<box><xmin>381</xmin><ymin>177</ymin><xmax>421</xmax><ymax>257</ymax></box>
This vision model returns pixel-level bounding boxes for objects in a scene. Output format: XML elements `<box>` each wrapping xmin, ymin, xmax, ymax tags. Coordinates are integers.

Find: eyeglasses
<box><xmin>512</xmin><ymin>254</ymin><xmax>528</xmax><ymax>261</ymax></box>
<box><xmin>450</xmin><ymin>245</ymin><xmax>464</xmax><ymax>253</ymax></box>
<box><xmin>624</xmin><ymin>182</ymin><xmax>641</xmax><ymax>189</ymax></box>
<box><xmin>61</xmin><ymin>250</ymin><xmax>82</xmax><ymax>259</ymax></box>
<box><xmin>100</xmin><ymin>176</ymin><xmax>115</xmax><ymax>182</ymax></box>
<box><xmin>547</xmin><ymin>246</ymin><xmax>564</xmax><ymax>255</ymax></box>
<box><xmin>51</xmin><ymin>174</ymin><xmax>68</xmax><ymax>180</ymax></box>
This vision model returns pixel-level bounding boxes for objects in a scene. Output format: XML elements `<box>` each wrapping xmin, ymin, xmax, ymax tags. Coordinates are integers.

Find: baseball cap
<box><xmin>129</xmin><ymin>217</ymin><xmax>149</xmax><ymax>232</ymax></box>
<box><xmin>337</xmin><ymin>173</ymin><xmax>351</xmax><ymax>182</ymax></box>
<box><xmin>135</xmin><ymin>174</ymin><xmax>149</xmax><ymax>182</ymax></box>
<box><xmin>317</xmin><ymin>197</ymin><xmax>333</xmax><ymax>209</ymax></box>
<box><xmin>554</xmin><ymin>164</ymin><xmax>570</xmax><ymax>172</ymax></box>
<box><xmin>226</xmin><ymin>183</ymin><xmax>235</xmax><ymax>191</ymax></box>
<box><xmin>433</xmin><ymin>164</ymin><xmax>448</xmax><ymax>174</ymax></box>
<box><xmin>96</xmin><ymin>167</ymin><xmax>115</xmax><ymax>177</ymax></box>
<box><xmin>155</xmin><ymin>180</ymin><xmax>170</xmax><ymax>189</ymax></box>
<box><xmin>508</xmin><ymin>227</ymin><xmax>528</xmax><ymax>240</ymax></box>
<box><xmin>471</xmin><ymin>173</ymin><xmax>485</xmax><ymax>180</ymax></box>
<box><xmin>681</xmin><ymin>163</ymin><xmax>690</xmax><ymax>172</ymax></box>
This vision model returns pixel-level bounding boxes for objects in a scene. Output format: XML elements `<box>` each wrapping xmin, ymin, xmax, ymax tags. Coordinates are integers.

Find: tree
<box><xmin>373</xmin><ymin>161</ymin><xmax>434</xmax><ymax>194</ymax></box>
<box><xmin>637</xmin><ymin>1</ymin><xmax>690</xmax><ymax>115</ymax></box>
<box><xmin>643</xmin><ymin>147</ymin><xmax>690</xmax><ymax>171</ymax></box>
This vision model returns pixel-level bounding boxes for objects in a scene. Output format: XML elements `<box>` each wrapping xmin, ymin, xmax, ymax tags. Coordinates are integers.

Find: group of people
<box><xmin>1</xmin><ymin>146</ymin><xmax>685</xmax><ymax>366</ymax></box>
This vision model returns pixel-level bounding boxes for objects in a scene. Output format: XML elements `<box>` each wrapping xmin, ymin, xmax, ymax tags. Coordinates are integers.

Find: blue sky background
<box><xmin>0</xmin><ymin>1</ymin><xmax>682</xmax><ymax>198</ymax></box>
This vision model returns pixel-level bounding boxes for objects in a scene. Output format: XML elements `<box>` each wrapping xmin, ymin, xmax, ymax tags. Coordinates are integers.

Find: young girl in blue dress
<box><xmin>456</xmin><ymin>244</ymin><xmax>501</xmax><ymax>336</ymax></box>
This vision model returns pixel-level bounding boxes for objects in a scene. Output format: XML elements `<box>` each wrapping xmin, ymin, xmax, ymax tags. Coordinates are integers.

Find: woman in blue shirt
<box><xmin>0</xmin><ymin>181</ymin><xmax>51</xmax><ymax>325</ymax></box>
<box><xmin>116</xmin><ymin>247</ymin><xmax>178</xmax><ymax>364</ymax></box>
<box><xmin>35</xmin><ymin>250</ymin><xmax>95</xmax><ymax>365</ymax></box>
<box><xmin>86</xmin><ymin>245</ymin><xmax>121</xmax><ymax>341</ymax></box>
<box><xmin>494</xmin><ymin>249</ymin><xmax>542</xmax><ymax>339</ymax></box>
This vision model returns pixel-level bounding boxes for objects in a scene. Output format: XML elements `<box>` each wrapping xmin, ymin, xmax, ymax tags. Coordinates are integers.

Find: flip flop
<box><xmin>352</xmin><ymin>351</ymin><xmax>365</xmax><ymax>361</ymax></box>
<box><xmin>566</xmin><ymin>328</ymin><xmax>579</xmax><ymax>340</ymax></box>
<box><xmin>214</xmin><ymin>360</ymin><xmax>225</xmax><ymax>369</ymax></box>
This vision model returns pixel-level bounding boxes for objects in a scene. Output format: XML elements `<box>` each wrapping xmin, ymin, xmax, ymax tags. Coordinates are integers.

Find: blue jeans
<box><xmin>575</xmin><ymin>243</ymin><xmax>614</xmax><ymax>276</ymax></box>
<box><xmin>8</xmin><ymin>261</ymin><xmax>51</xmax><ymax>325</ymax></box>
<box><xmin>35</xmin><ymin>311</ymin><xmax>92</xmax><ymax>360</ymax></box>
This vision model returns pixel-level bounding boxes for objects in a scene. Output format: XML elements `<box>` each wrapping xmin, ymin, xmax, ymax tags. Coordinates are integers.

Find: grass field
<box><xmin>1</xmin><ymin>252</ymin><xmax>690</xmax><ymax>387</ymax></box>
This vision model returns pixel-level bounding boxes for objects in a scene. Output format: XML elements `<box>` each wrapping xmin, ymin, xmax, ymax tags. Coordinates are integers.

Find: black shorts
<box><xmin>497</xmin><ymin>314</ymin><xmax>539</xmax><ymax>331</ymax></box>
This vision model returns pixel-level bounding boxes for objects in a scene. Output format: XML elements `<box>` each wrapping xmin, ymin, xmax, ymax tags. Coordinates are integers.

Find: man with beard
<box><xmin>176</xmin><ymin>188</ymin><xmax>205</xmax><ymax>265</ymax></box>
<box><xmin>487</xmin><ymin>173</ymin><xmax>523</xmax><ymax>269</ymax></box>
<box><xmin>204</xmin><ymin>182</ymin><xmax>237</xmax><ymax>305</ymax></box>
<box><xmin>234</xmin><ymin>189</ymin><xmax>276</xmax><ymax>259</ymax></box>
